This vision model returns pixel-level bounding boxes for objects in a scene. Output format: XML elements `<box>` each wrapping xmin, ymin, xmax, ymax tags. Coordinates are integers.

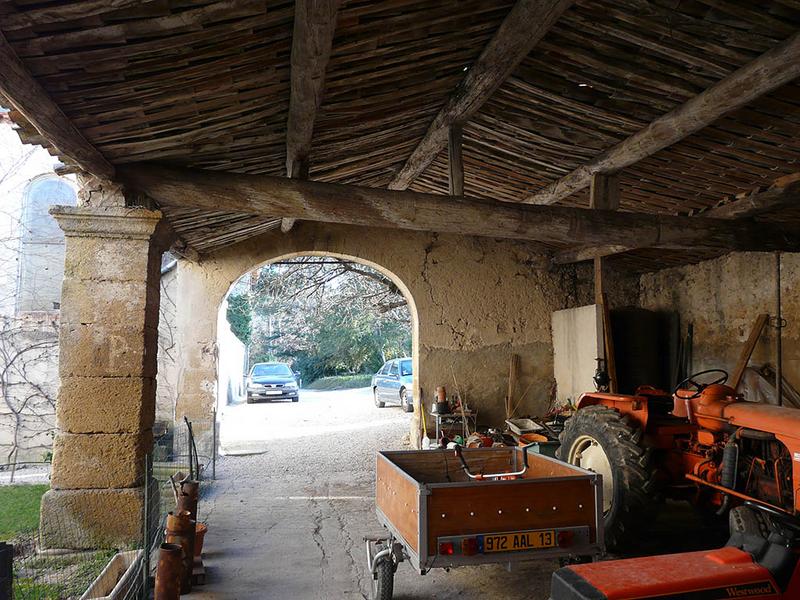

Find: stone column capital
<box><xmin>50</xmin><ymin>206</ymin><xmax>163</xmax><ymax>240</ymax></box>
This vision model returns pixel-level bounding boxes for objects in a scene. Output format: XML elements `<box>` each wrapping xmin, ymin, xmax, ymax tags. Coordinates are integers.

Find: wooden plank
<box><xmin>426</xmin><ymin>478</ymin><xmax>597</xmax><ymax>555</ymax></box>
<box><xmin>375</xmin><ymin>454</ymin><xmax>419</xmax><ymax>553</ymax></box>
<box><xmin>388</xmin><ymin>0</ymin><xmax>574</xmax><ymax>190</ymax></box>
<box><xmin>601</xmin><ymin>293</ymin><xmax>618</xmax><ymax>394</ymax></box>
<box><xmin>448</xmin><ymin>124</ymin><xmax>464</xmax><ymax>196</ymax></box>
<box><xmin>732</xmin><ymin>313</ymin><xmax>769</xmax><ymax>391</ymax></box>
<box><xmin>525</xmin><ymin>31</ymin><xmax>800</xmax><ymax>205</ymax></box>
<box><xmin>286</xmin><ymin>0</ymin><xmax>341</xmax><ymax>178</ymax></box>
<box><xmin>119</xmin><ymin>163</ymin><xmax>800</xmax><ymax>253</ymax></box>
<box><xmin>0</xmin><ymin>32</ymin><xmax>114</xmax><ymax>179</ymax></box>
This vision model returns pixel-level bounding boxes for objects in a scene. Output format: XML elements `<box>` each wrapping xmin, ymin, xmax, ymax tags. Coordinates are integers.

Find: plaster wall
<box><xmin>174</xmin><ymin>221</ymin><xmax>591</xmax><ymax>432</ymax></box>
<box><xmin>639</xmin><ymin>252</ymin><xmax>799</xmax><ymax>393</ymax></box>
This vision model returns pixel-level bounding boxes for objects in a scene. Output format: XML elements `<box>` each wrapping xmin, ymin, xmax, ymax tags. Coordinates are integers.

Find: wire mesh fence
<box><xmin>1</xmin><ymin>415</ymin><xmax>216</xmax><ymax>599</ymax></box>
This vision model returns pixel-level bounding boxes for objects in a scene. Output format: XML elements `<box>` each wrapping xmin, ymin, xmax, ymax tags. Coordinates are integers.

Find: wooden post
<box><xmin>591</xmin><ymin>173</ymin><xmax>619</xmax><ymax>392</ymax></box>
<box><xmin>590</xmin><ymin>173</ymin><xmax>619</xmax><ymax>305</ymax></box>
<box><xmin>448</xmin><ymin>124</ymin><xmax>464</xmax><ymax>196</ymax></box>
<box><xmin>731</xmin><ymin>314</ymin><xmax>769</xmax><ymax>391</ymax></box>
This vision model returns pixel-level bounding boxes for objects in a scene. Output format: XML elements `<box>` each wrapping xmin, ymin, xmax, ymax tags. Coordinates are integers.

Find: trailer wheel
<box><xmin>371</xmin><ymin>556</ymin><xmax>394</xmax><ymax>600</ymax></box>
<box><xmin>558</xmin><ymin>405</ymin><xmax>656</xmax><ymax>550</ymax></box>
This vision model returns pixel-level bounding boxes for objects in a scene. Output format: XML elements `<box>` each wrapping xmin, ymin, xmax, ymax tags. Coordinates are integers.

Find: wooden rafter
<box><xmin>285</xmin><ymin>0</ymin><xmax>341</xmax><ymax>179</ymax></box>
<box><xmin>553</xmin><ymin>173</ymin><xmax>800</xmax><ymax>264</ymax></box>
<box><xmin>525</xmin><ymin>31</ymin><xmax>800</xmax><ymax>206</ymax></box>
<box><xmin>119</xmin><ymin>163</ymin><xmax>800</xmax><ymax>254</ymax></box>
<box><xmin>0</xmin><ymin>31</ymin><xmax>114</xmax><ymax>179</ymax></box>
<box><xmin>387</xmin><ymin>0</ymin><xmax>574</xmax><ymax>191</ymax></box>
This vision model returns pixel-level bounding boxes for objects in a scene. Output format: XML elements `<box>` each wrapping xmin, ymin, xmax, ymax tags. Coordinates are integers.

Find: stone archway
<box><xmin>214</xmin><ymin>250</ymin><xmax>421</xmax><ymax>442</ymax></box>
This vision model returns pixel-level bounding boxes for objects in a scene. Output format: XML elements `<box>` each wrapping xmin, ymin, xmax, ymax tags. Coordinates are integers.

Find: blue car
<box><xmin>371</xmin><ymin>357</ymin><xmax>413</xmax><ymax>412</ymax></box>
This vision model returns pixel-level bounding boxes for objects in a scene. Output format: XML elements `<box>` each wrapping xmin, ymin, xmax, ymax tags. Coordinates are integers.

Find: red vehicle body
<box><xmin>550</xmin><ymin>505</ymin><xmax>800</xmax><ymax>600</ymax></box>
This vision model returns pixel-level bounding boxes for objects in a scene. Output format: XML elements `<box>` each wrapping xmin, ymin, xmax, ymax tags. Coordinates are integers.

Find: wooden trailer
<box><xmin>367</xmin><ymin>446</ymin><xmax>603</xmax><ymax>599</ymax></box>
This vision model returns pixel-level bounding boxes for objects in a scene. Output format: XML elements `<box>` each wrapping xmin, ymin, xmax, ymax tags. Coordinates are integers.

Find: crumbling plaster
<box><xmin>639</xmin><ymin>252</ymin><xmax>799</xmax><ymax>392</ymax></box>
<box><xmin>174</xmin><ymin>222</ymin><xmax>598</xmax><ymax>433</ymax></box>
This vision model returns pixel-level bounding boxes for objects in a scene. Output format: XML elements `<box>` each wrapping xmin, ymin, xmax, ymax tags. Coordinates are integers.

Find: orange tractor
<box><xmin>557</xmin><ymin>369</ymin><xmax>800</xmax><ymax>550</ymax></box>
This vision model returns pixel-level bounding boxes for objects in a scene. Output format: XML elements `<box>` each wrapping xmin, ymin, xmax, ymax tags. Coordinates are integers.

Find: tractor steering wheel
<box><xmin>673</xmin><ymin>369</ymin><xmax>729</xmax><ymax>400</ymax></box>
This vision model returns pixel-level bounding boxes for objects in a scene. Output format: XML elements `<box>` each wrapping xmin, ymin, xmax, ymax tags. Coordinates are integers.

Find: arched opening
<box><xmin>214</xmin><ymin>251</ymin><xmax>420</xmax><ymax>454</ymax></box>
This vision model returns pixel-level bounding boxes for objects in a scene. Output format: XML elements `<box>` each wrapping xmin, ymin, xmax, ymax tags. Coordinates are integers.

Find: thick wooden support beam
<box><xmin>388</xmin><ymin>0</ymin><xmax>574</xmax><ymax>191</ymax></box>
<box><xmin>590</xmin><ymin>173</ymin><xmax>619</xmax><ymax>304</ymax></box>
<box><xmin>285</xmin><ymin>0</ymin><xmax>340</xmax><ymax>178</ymax></box>
<box><xmin>526</xmin><ymin>31</ymin><xmax>800</xmax><ymax>205</ymax></box>
<box><xmin>703</xmin><ymin>174</ymin><xmax>800</xmax><ymax>219</ymax></box>
<box><xmin>118</xmin><ymin>164</ymin><xmax>800</xmax><ymax>254</ymax></box>
<box><xmin>448</xmin><ymin>124</ymin><xmax>464</xmax><ymax>196</ymax></box>
<box><xmin>0</xmin><ymin>32</ymin><xmax>114</xmax><ymax>179</ymax></box>
<box><xmin>554</xmin><ymin>173</ymin><xmax>800</xmax><ymax>264</ymax></box>
<box><xmin>589</xmin><ymin>173</ymin><xmax>620</xmax><ymax>211</ymax></box>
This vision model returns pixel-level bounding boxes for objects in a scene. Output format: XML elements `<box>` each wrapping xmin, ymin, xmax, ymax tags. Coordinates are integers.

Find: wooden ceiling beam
<box><xmin>387</xmin><ymin>0</ymin><xmax>574</xmax><ymax>191</ymax></box>
<box><xmin>525</xmin><ymin>31</ymin><xmax>800</xmax><ymax>206</ymax></box>
<box><xmin>553</xmin><ymin>174</ymin><xmax>800</xmax><ymax>264</ymax></box>
<box><xmin>285</xmin><ymin>0</ymin><xmax>341</xmax><ymax>179</ymax></box>
<box><xmin>118</xmin><ymin>163</ymin><xmax>800</xmax><ymax>255</ymax></box>
<box><xmin>0</xmin><ymin>31</ymin><xmax>114</xmax><ymax>179</ymax></box>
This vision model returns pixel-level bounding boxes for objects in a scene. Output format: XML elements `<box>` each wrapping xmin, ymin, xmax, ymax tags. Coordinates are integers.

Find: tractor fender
<box><xmin>576</xmin><ymin>391</ymin><xmax>649</xmax><ymax>431</ymax></box>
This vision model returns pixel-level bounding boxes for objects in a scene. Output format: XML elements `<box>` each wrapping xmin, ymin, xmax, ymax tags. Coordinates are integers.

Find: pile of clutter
<box><xmin>424</xmin><ymin>384</ymin><xmax>571</xmax><ymax>455</ymax></box>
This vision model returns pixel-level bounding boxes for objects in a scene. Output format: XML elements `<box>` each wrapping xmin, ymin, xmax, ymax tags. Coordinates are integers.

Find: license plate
<box><xmin>482</xmin><ymin>530</ymin><xmax>556</xmax><ymax>553</ymax></box>
<box><xmin>263</xmin><ymin>390</ymin><xmax>283</xmax><ymax>395</ymax></box>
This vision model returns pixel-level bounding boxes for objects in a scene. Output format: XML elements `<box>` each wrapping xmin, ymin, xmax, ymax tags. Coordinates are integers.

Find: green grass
<box><xmin>14</xmin><ymin>549</ymin><xmax>117</xmax><ymax>599</ymax></box>
<box><xmin>305</xmin><ymin>374</ymin><xmax>373</xmax><ymax>391</ymax></box>
<box><xmin>0</xmin><ymin>484</ymin><xmax>48</xmax><ymax>539</ymax></box>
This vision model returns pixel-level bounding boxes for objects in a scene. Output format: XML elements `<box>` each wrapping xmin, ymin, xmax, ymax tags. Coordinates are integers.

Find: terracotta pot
<box><xmin>194</xmin><ymin>523</ymin><xmax>208</xmax><ymax>557</ymax></box>
<box><xmin>154</xmin><ymin>543</ymin><xmax>182</xmax><ymax>600</ymax></box>
<box><xmin>165</xmin><ymin>510</ymin><xmax>195</xmax><ymax>594</ymax></box>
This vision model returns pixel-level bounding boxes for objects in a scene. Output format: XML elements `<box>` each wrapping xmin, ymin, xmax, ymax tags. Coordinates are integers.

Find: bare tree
<box><xmin>0</xmin><ymin>115</ymin><xmax>63</xmax><ymax>474</ymax></box>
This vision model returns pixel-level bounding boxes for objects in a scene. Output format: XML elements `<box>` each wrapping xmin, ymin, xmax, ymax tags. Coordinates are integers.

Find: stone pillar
<box><xmin>40</xmin><ymin>206</ymin><xmax>166</xmax><ymax>549</ymax></box>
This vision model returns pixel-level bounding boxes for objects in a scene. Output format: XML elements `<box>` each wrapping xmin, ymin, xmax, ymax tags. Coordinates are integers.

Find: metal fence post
<box><xmin>141</xmin><ymin>452</ymin><xmax>152</xmax><ymax>600</ymax></box>
<box><xmin>0</xmin><ymin>542</ymin><xmax>12</xmax><ymax>600</ymax></box>
<box><xmin>212</xmin><ymin>409</ymin><xmax>217</xmax><ymax>480</ymax></box>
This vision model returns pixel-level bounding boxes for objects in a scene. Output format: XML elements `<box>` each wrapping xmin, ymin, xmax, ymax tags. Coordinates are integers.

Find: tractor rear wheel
<box><xmin>557</xmin><ymin>405</ymin><xmax>656</xmax><ymax>550</ymax></box>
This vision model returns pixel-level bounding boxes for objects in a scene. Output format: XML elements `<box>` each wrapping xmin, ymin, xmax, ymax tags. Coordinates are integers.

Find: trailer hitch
<box><xmin>454</xmin><ymin>442</ymin><xmax>537</xmax><ymax>480</ymax></box>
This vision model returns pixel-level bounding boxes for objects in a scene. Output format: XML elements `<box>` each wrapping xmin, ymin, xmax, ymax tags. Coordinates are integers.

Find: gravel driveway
<box><xmin>194</xmin><ymin>387</ymin><xmax>556</xmax><ymax>600</ymax></box>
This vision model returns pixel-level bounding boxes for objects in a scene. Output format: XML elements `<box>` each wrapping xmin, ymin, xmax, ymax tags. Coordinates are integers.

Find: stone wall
<box><xmin>639</xmin><ymin>252</ymin><xmax>799</xmax><ymax>392</ymax></box>
<box><xmin>173</xmin><ymin>222</ymin><xmax>597</xmax><ymax>433</ymax></box>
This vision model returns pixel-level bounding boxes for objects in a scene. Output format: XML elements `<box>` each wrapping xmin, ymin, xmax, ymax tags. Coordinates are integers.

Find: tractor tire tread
<box><xmin>557</xmin><ymin>405</ymin><xmax>658</xmax><ymax>550</ymax></box>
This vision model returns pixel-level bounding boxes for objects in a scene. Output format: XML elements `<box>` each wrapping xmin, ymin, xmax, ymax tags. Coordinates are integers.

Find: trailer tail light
<box><xmin>439</xmin><ymin>541</ymin><xmax>455</xmax><ymax>556</ymax></box>
<box><xmin>461</xmin><ymin>537</ymin><xmax>478</xmax><ymax>556</ymax></box>
<box><xmin>558</xmin><ymin>531</ymin><xmax>574</xmax><ymax>548</ymax></box>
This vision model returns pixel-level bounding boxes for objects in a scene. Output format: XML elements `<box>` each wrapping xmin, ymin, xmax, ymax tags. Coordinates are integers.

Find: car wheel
<box><xmin>246</xmin><ymin>395</ymin><xmax>254</xmax><ymax>404</ymax></box>
<box><xmin>400</xmin><ymin>388</ymin><xmax>413</xmax><ymax>413</ymax></box>
<box><xmin>374</xmin><ymin>388</ymin><xmax>385</xmax><ymax>408</ymax></box>
<box><xmin>292</xmin><ymin>396</ymin><xmax>299</xmax><ymax>402</ymax></box>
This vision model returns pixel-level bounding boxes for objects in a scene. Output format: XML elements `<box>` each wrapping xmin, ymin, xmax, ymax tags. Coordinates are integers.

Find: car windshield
<box><xmin>251</xmin><ymin>364</ymin><xmax>292</xmax><ymax>377</ymax></box>
<box><xmin>400</xmin><ymin>359</ymin><xmax>412</xmax><ymax>376</ymax></box>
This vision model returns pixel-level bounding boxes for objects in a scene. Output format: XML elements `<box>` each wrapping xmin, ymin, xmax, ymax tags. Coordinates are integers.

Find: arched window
<box><xmin>16</xmin><ymin>176</ymin><xmax>76</xmax><ymax>313</ymax></box>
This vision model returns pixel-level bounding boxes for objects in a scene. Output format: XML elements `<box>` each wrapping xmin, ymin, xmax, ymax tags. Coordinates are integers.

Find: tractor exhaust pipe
<box><xmin>775</xmin><ymin>252</ymin><xmax>783</xmax><ymax>407</ymax></box>
<box><xmin>717</xmin><ymin>434</ymin><xmax>739</xmax><ymax>516</ymax></box>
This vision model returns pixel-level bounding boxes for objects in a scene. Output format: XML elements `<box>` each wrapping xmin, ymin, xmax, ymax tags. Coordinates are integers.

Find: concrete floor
<box><xmin>194</xmin><ymin>388</ymin><xmax>559</xmax><ymax>599</ymax></box>
<box><xmin>194</xmin><ymin>388</ymin><xmax>726</xmax><ymax>599</ymax></box>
